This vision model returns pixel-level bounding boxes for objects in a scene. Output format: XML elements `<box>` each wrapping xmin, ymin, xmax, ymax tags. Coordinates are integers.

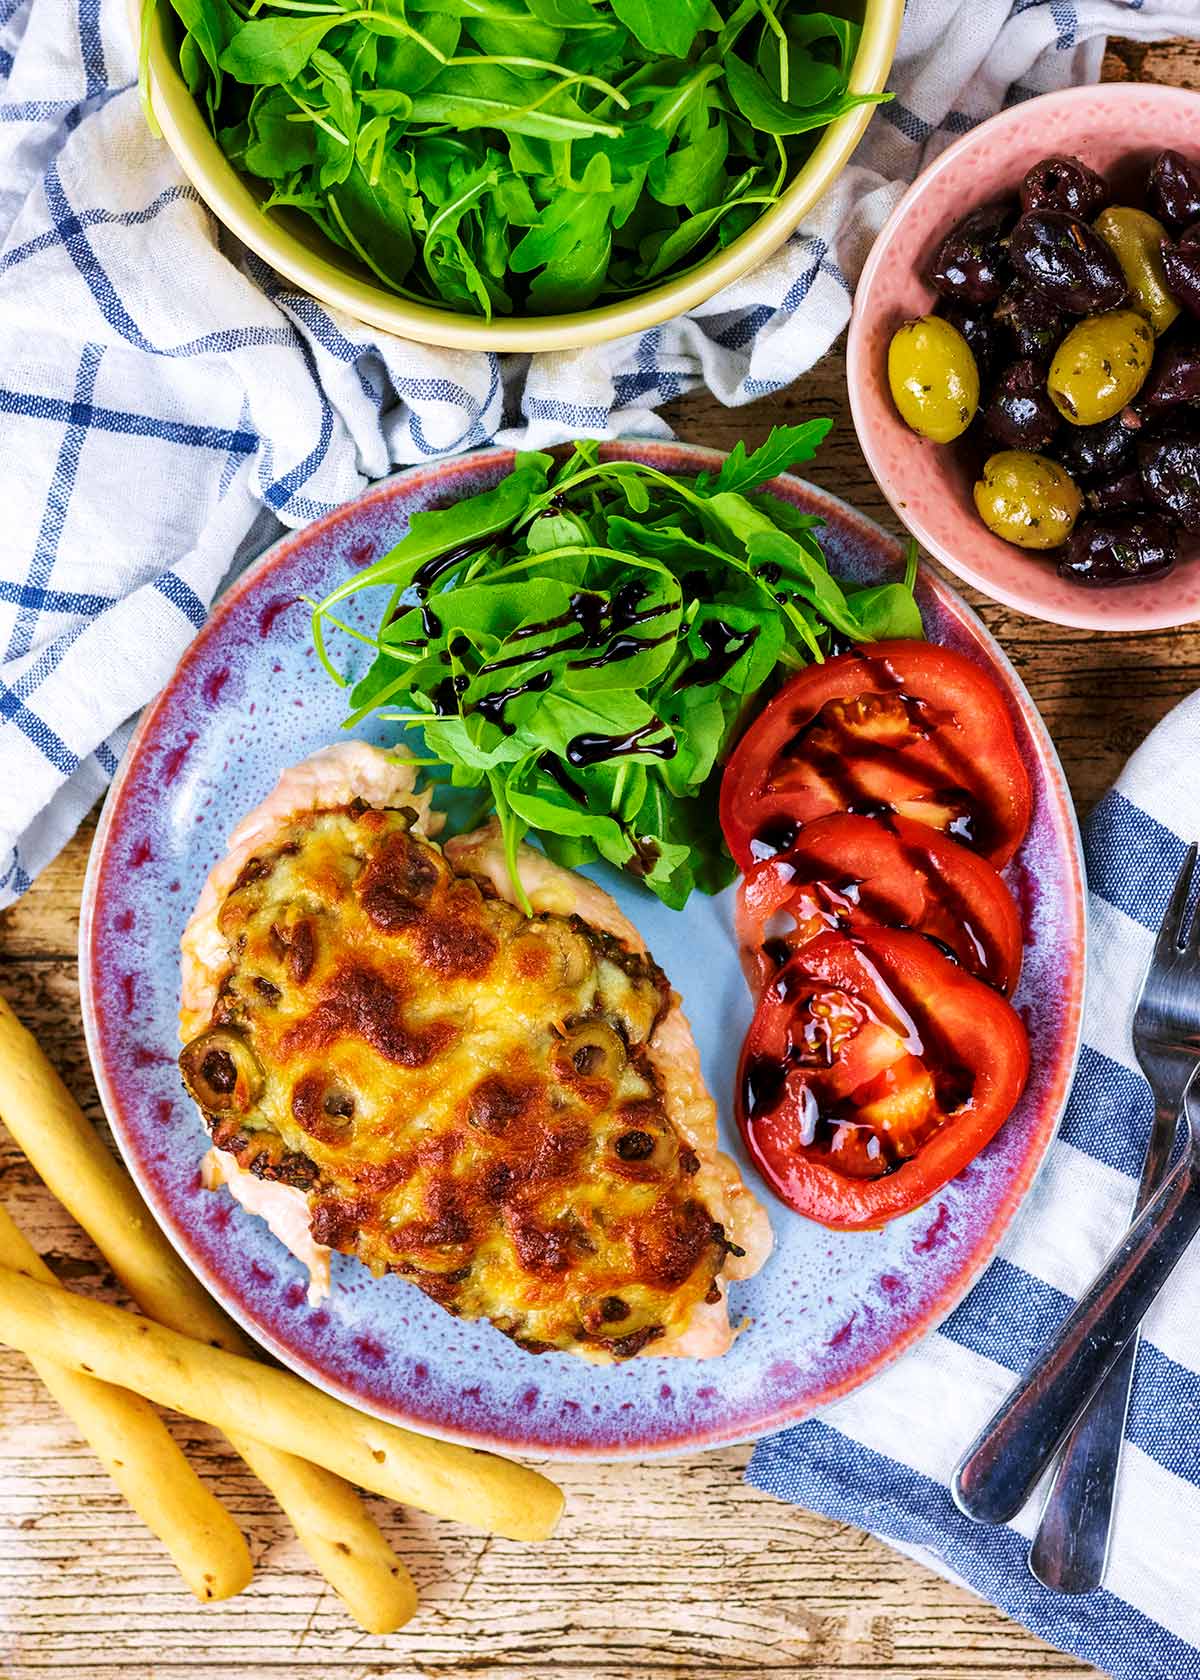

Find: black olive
<box><xmin>1147</xmin><ymin>150</ymin><xmax>1200</xmax><ymax>234</ymax></box>
<box><xmin>1140</xmin><ymin>339</ymin><xmax>1200</xmax><ymax>413</ymax></box>
<box><xmin>982</xmin><ymin>358</ymin><xmax>1060</xmax><ymax>451</ymax></box>
<box><xmin>1161</xmin><ymin>225</ymin><xmax>1200</xmax><ymax>319</ymax></box>
<box><xmin>599</xmin><ymin>1296</ymin><xmax>629</xmax><ymax>1322</ymax></box>
<box><xmin>994</xmin><ymin>281</ymin><xmax>1065</xmax><ymax>363</ymax></box>
<box><xmin>201</xmin><ymin>1049</ymin><xmax>237</xmax><ymax>1096</ymax></box>
<box><xmin>936</xmin><ymin>299</ymin><xmax>1002</xmax><ymax>378</ymax></box>
<box><xmin>1009</xmin><ymin>210</ymin><xmax>1128</xmax><ymax>314</ymax></box>
<box><xmin>1055</xmin><ymin>409</ymin><xmax>1143</xmax><ymax>478</ymax></box>
<box><xmin>1021</xmin><ymin>154</ymin><xmax>1109</xmax><ymax>219</ymax></box>
<box><xmin>927</xmin><ymin>200</ymin><xmax>1016</xmax><ymax>304</ymax></box>
<box><xmin>324</xmin><ymin>1088</ymin><xmax>355</xmax><ymax>1120</ymax></box>
<box><xmin>614</xmin><ymin>1129</ymin><xmax>655</xmax><ymax>1161</ymax></box>
<box><xmin>1085</xmin><ymin>468</ymin><xmax>1146</xmax><ymax>514</ymax></box>
<box><xmin>1139</xmin><ymin>433</ymin><xmax>1200</xmax><ymax>532</ymax></box>
<box><xmin>1058</xmin><ymin>514</ymin><xmax>1177</xmax><ymax>586</ymax></box>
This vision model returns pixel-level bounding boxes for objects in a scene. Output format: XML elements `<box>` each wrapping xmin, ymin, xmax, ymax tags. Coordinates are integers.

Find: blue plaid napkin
<box><xmin>3</xmin><ymin>0</ymin><xmax>1199</xmax><ymax>906</ymax></box>
<box><xmin>749</xmin><ymin>689</ymin><xmax>1200</xmax><ymax>1680</ymax></box>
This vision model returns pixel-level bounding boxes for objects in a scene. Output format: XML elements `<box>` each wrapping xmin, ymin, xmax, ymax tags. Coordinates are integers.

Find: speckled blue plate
<box><xmin>80</xmin><ymin>441</ymin><xmax>1086</xmax><ymax>1459</ymax></box>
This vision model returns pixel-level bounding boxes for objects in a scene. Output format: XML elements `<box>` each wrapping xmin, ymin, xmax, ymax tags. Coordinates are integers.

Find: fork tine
<box><xmin>1156</xmin><ymin>842</ymin><xmax>1200</xmax><ymax>959</ymax></box>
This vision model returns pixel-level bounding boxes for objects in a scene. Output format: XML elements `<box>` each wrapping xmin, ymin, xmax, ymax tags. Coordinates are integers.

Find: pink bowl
<box><xmin>847</xmin><ymin>83</ymin><xmax>1200</xmax><ymax>632</ymax></box>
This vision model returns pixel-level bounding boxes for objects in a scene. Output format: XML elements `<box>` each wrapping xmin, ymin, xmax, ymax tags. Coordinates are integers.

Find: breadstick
<box><xmin>230</xmin><ymin>1441</ymin><xmax>417</xmax><ymax>1632</ymax></box>
<box><xmin>0</xmin><ymin>1267</ymin><xmax>563</xmax><ymax>1540</ymax></box>
<box><xmin>0</xmin><ymin>1203</ymin><xmax>252</xmax><ymax>1602</ymax></box>
<box><xmin>0</xmin><ymin>990</ymin><xmax>419</xmax><ymax>1630</ymax></box>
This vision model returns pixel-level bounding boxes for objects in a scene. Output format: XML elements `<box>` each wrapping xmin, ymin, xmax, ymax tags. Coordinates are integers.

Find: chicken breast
<box><xmin>180</xmin><ymin>743</ymin><xmax>770</xmax><ymax>1359</ymax></box>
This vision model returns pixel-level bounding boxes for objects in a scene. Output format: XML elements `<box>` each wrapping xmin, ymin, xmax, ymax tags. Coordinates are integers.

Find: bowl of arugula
<box><xmin>136</xmin><ymin>0</ymin><xmax>901</xmax><ymax>351</ymax></box>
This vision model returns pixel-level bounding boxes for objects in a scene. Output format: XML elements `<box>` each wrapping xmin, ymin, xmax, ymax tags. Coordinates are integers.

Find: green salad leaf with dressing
<box><xmin>311</xmin><ymin>425</ymin><xmax>921</xmax><ymax>911</ymax></box>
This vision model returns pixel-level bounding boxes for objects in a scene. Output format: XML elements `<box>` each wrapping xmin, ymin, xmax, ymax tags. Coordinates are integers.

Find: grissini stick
<box><xmin>0</xmin><ymin>990</ymin><xmax>418</xmax><ymax>1632</ymax></box>
<box><xmin>0</xmin><ymin>1202</ymin><xmax>252</xmax><ymax>1602</ymax></box>
<box><xmin>0</xmin><ymin>1267</ymin><xmax>564</xmax><ymax>1540</ymax></box>
<box><xmin>228</xmin><ymin>1442</ymin><xmax>418</xmax><ymax>1632</ymax></box>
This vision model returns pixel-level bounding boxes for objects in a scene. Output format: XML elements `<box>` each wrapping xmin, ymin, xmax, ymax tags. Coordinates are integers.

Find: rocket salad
<box><xmin>150</xmin><ymin>0</ymin><xmax>888</xmax><ymax>317</ymax></box>
<box><xmin>311</xmin><ymin>426</ymin><xmax>922</xmax><ymax>911</ymax></box>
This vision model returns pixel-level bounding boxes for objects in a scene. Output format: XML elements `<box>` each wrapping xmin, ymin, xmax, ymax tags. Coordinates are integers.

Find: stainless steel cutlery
<box><xmin>953</xmin><ymin>844</ymin><xmax>1200</xmax><ymax>1578</ymax></box>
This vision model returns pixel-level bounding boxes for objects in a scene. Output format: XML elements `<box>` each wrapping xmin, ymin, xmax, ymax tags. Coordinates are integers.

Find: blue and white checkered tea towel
<box><xmin>2</xmin><ymin>0</ymin><xmax>1199</xmax><ymax>905</ymax></box>
<box><xmin>749</xmin><ymin>688</ymin><xmax>1200</xmax><ymax>1680</ymax></box>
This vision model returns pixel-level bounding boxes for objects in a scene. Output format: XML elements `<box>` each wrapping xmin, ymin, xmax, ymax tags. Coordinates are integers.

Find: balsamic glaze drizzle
<box><xmin>565</xmin><ymin>722</ymin><xmax>678</xmax><ymax>768</ymax></box>
<box><xmin>477</xmin><ymin>583</ymin><xmax>674</xmax><ymax>678</ymax></box>
<box><xmin>538</xmin><ymin>753</ymin><xmax>588</xmax><ymax>806</ymax></box>
<box><xmin>675</xmin><ymin>620</ymin><xmax>758</xmax><ymax>691</ymax></box>
<box><xmin>473</xmin><ymin>668</ymin><xmax>553</xmax><ymax>734</ymax></box>
<box><xmin>411</xmin><ymin>536</ymin><xmax>494</xmax><ymax>599</ymax></box>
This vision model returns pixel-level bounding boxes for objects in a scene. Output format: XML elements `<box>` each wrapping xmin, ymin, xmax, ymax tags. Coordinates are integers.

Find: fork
<box><xmin>1029</xmin><ymin>842</ymin><xmax>1200</xmax><ymax>1593</ymax></box>
<box><xmin>951</xmin><ymin>844</ymin><xmax>1200</xmax><ymax>1533</ymax></box>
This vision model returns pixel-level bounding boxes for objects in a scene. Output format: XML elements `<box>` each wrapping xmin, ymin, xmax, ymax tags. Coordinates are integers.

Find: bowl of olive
<box><xmin>847</xmin><ymin>82</ymin><xmax>1200</xmax><ymax>631</ymax></box>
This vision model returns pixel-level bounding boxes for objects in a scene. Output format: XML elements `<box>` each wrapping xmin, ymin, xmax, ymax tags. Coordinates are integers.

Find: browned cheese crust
<box><xmin>178</xmin><ymin>802</ymin><xmax>736</xmax><ymax>1356</ymax></box>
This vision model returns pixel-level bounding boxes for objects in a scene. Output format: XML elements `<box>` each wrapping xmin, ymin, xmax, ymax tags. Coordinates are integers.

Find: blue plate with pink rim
<box><xmin>79</xmin><ymin>440</ymin><xmax>1086</xmax><ymax>1459</ymax></box>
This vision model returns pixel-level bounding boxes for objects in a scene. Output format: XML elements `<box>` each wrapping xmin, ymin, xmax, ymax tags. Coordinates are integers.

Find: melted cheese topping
<box><xmin>180</xmin><ymin>743</ymin><xmax>771</xmax><ymax>1361</ymax></box>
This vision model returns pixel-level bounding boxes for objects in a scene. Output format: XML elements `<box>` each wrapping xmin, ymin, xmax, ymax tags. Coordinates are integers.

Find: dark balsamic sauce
<box><xmin>749</xmin><ymin>817</ymin><xmax>799</xmax><ymax>861</ymax></box>
<box><xmin>565</xmin><ymin>722</ymin><xmax>677</xmax><ymax>768</ymax></box>
<box><xmin>472</xmin><ymin>667</ymin><xmax>553</xmax><ymax>734</ymax></box>
<box><xmin>743</xmin><ymin>1055</ymin><xmax>785</xmax><ymax>1118</ymax></box>
<box><xmin>570</xmin><ymin>629</ymin><xmax>675</xmax><ymax>670</ymax></box>
<box><xmin>625</xmin><ymin>833</ymin><xmax>661</xmax><ymax>877</ymax></box>
<box><xmin>675</xmin><ymin>620</ymin><xmax>759</xmax><ymax>691</ymax></box>
<box><xmin>411</xmin><ymin>536</ymin><xmax>493</xmax><ymax>599</ymax></box>
<box><xmin>479</xmin><ymin>583</ymin><xmax>674</xmax><ymax>677</ymax></box>
<box><xmin>539</xmin><ymin>753</ymin><xmax>588</xmax><ymax>807</ymax></box>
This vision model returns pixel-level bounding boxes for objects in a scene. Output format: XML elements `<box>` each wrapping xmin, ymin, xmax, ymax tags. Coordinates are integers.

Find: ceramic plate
<box><xmin>80</xmin><ymin>441</ymin><xmax>1086</xmax><ymax>1459</ymax></box>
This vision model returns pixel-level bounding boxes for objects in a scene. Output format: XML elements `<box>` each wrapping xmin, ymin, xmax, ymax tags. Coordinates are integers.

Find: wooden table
<box><xmin>2</xmin><ymin>36</ymin><xmax>1198</xmax><ymax>1680</ymax></box>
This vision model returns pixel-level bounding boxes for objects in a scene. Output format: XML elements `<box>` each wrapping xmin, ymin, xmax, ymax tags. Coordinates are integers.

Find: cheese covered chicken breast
<box><xmin>179</xmin><ymin>743</ymin><xmax>770</xmax><ymax>1360</ymax></box>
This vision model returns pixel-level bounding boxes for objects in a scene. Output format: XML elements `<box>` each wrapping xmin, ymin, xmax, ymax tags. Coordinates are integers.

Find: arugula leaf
<box><xmin>725</xmin><ymin>52</ymin><xmax>888</xmax><ymax>137</ymax></box>
<box><xmin>154</xmin><ymin>0</ymin><xmax>893</xmax><ymax>319</ymax></box>
<box><xmin>165</xmin><ymin>0</ymin><xmax>238</xmax><ymax>108</ymax></box>
<box><xmin>706</xmin><ymin>419</ymin><xmax>834</xmax><ymax>492</ymax></box>
<box><xmin>328</xmin><ymin>160</ymin><xmax>416</xmax><ymax>287</ymax></box>
<box><xmin>219</xmin><ymin>15</ymin><xmax>343</xmax><ymax>87</ymax></box>
<box><xmin>311</xmin><ymin>429</ymin><xmax>924</xmax><ymax>911</ymax></box>
<box><xmin>610</xmin><ymin>0</ymin><xmax>709</xmax><ymax>58</ymax></box>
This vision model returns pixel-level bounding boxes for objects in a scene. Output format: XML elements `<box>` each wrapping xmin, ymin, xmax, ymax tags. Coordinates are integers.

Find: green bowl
<box><xmin>138</xmin><ymin>0</ymin><xmax>903</xmax><ymax>352</ymax></box>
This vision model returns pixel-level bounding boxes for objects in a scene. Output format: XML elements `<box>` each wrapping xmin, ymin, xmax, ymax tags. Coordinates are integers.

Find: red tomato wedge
<box><xmin>720</xmin><ymin>641</ymin><xmax>1033</xmax><ymax>872</ymax></box>
<box><xmin>735</xmin><ymin>927</ymin><xmax>1030</xmax><ymax>1230</ymax></box>
<box><xmin>735</xmin><ymin>813</ymin><xmax>1024</xmax><ymax>997</ymax></box>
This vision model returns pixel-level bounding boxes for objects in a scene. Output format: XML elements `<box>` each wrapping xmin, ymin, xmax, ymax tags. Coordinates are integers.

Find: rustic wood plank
<box><xmin>5</xmin><ymin>35</ymin><xmax>1200</xmax><ymax>1680</ymax></box>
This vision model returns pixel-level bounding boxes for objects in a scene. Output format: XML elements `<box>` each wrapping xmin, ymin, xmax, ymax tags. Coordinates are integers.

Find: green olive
<box><xmin>1047</xmin><ymin>308</ymin><xmax>1154</xmax><ymax>426</ymax></box>
<box><xmin>179</xmin><ymin>1027</ymin><xmax>264</xmax><ymax>1115</ymax></box>
<box><xmin>887</xmin><ymin>315</ymin><xmax>979</xmax><ymax>443</ymax></box>
<box><xmin>1093</xmin><ymin>206</ymin><xmax>1180</xmax><ymax>335</ymax></box>
<box><xmin>973</xmin><ymin>451</ymin><xmax>1082</xmax><ymax>550</ymax></box>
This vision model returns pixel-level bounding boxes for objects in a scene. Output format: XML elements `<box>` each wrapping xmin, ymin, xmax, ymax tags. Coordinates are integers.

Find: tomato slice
<box><xmin>720</xmin><ymin>641</ymin><xmax>1032</xmax><ymax>872</ymax></box>
<box><xmin>735</xmin><ymin>813</ymin><xmax>1024</xmax><ymax>997</ymax></box>
<box><xmin>735</xmin><ymin>927</ymin><xmax>1030</xmax><ymax>1230</ymax></box>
